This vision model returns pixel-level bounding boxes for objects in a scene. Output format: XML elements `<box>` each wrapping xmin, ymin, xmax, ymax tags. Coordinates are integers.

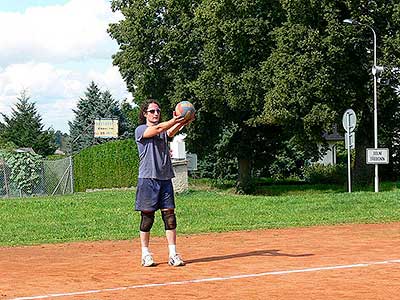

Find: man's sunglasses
<box><xmin>147</xmin><ymin>109</ymin><xmax>161</xmax><ymax>114</ymax></box>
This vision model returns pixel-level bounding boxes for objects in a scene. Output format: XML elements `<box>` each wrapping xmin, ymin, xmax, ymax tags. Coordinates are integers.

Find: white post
<box><xmin>343</xmin><ymin>20</ymin><xmax>380</xmax><ymax>192</ymax></box>
<box><xmin>342</xmin><ymin>109</ymin><xmax>356</xmax><ymax>193</ymax></box>
<box><xmin>69</xmin><ymin>156</ymin><xmax>74</xmax><ymax>193</ymax></box>
<box><xmin>347</xmin><ymin>131</ymin><xmax>352</xmax><ymax>193</ymax></box>
<box><xmin>370</xmin><ymin>26</ymin><xmax>379</xmax><ymax>193</ymax></box>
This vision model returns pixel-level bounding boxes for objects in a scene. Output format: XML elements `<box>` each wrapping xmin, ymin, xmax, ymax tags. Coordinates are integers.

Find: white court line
<box><xmin>10</xmin><ymin>259</ymin><xmax>400</xmax><ymax>300</ymax></box>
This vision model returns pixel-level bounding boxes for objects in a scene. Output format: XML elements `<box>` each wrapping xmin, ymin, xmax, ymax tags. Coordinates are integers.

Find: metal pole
<box><xmin>343</xmin><ymin>19</ymin><xmax>380</xmax><ymax>192</ymax></box>
<box><xmin>69</xmin><ymin>156</ymin><xmax>74</xmax><ymax>193</ymax></box>
<box><xmin>3</xmin><ymin>164</ymin><xmax>10</xmax><ymax>198</ymax></box>
<box><xmin>369</xmin><ymin>26</ymin><xmax>379</xmax><ymax>192</ymax></box>
<box><xmin>347</xmin><ymin>131</ymin><xmax>352</xmax><ymax>193</ymax></box>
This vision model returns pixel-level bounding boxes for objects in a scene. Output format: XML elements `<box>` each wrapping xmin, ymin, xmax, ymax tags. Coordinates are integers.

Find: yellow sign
<box><xmin>94</xmin><ymin>119</ymin><xmax>119</xmax><ymax>138</ymax></box>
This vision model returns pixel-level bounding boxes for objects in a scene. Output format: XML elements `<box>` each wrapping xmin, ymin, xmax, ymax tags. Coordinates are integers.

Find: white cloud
<box><xmin>0</xmin><ymin>0</ymin><xmax>131</xmax><ymax>133</ymax></box>
<box><xmin>0</xmin><ymin>62</ymin><xmax>84</xmax><ymax>126</ymax></box>
<box><xmin>38</xmin><ymin>97</ymin><xmax>77</xmax><ymax>131</ymax></box>
<box><xmin>0</xmin><ymin>0</ymin><xmax>122</xmax><ymax>65</ymax></box>
<box><xmin>0</xmin><ymin>62</ymin><xmax>79</xmax><ymax>96</ymax></box>
<box><xmin>0</xmin><ymin>62</ymin><xmax>131</xmax><ymax>132</ymax></box>
<box><xmin>88</xmin><ymin>66</ymin><xmax>133</xmax><ymax>101</ymax></box>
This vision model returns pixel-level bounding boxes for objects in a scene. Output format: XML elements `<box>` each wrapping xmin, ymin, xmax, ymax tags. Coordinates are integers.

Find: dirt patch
<box><xmin>1</xmin><ymin>223</ymin><xmax>400</xmax><ymax>299</ymax></box>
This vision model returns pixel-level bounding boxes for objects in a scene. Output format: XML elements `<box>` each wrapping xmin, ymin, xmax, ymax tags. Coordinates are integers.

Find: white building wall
<box><xmin>317</xmin><ymin>142</ymin><xmax>337</xmax><ymax>165</ymax></box>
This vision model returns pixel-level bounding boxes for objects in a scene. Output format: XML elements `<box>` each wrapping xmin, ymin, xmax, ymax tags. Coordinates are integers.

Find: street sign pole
<box><xmin>342</xmin><ymin>109</ymin><xmax>357</xmax><ymax>193</ymax></box>
<box><xmin>347</xmin><ymin>129</ymin><xmax>351</xmax><ymax>193</ymax></box>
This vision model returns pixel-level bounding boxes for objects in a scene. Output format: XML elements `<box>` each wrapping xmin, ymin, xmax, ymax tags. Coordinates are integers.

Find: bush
<box><xmin>303</xmin><ymin>163</ymin><xmax>346</xmax><ymax>184</ymax></box>
<box><xmin>192</xmin><ymin>154</ymin><xmax>238</xmax><ymax>182</ymax></box>
<box><xmin>73</xmin><ymin>139</ymin><xmax>138</xmax><ymax>192</ymax></box>
<box><xmin>0</xmin><ymin>151</ymin><xmax>42</xmax><ymax>196</ymax></box>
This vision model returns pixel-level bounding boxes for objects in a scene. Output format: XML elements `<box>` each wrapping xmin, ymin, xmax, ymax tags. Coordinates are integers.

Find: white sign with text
<box><xmin>366</xmin><ymin>148</ymin><xmax>389</xmax><ymax>164</ymax></box>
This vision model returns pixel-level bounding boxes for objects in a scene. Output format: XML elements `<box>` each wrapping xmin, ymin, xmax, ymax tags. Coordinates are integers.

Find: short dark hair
<box><xmin>139</xmin><ymin>99</ymin><xmax>161</xmax><ymax>124</ymax></box>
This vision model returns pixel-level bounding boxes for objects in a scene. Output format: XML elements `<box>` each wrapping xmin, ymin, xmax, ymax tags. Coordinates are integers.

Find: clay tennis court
<box><xmin>1</xmin><ymin>222</ymin><xmax>399</xmax><ymax>300</ymax></box>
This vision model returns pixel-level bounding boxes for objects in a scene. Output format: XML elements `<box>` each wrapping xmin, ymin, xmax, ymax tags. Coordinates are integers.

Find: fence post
<box><xmin>69</xmin><ymin>156</ymin><xmax>74</xmax><ymax>194</ymax></box>
<box><xmin>3</xmin><ymin>164</ymin><xmax>10</xmax><ymax>198</ymax></box>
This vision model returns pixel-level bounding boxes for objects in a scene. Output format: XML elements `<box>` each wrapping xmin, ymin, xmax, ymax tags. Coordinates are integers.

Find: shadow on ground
<box><xmin>186</xmin><ymin>249</ymin><xmax>314</xmax><ymax>264</ymax></box>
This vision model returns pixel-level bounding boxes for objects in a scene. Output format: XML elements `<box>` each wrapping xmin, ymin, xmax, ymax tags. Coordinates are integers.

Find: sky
<box><xmin>0</xmin><ymin>0</ymin><xmax>132</xmax><ymax>133</ymax></box>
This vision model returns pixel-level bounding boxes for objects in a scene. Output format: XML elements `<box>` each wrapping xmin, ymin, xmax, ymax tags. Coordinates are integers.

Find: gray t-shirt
<box><xmin>135</xmin><ymin>124</ymin><xmax>175</xmax><ymax>180</ymax></box>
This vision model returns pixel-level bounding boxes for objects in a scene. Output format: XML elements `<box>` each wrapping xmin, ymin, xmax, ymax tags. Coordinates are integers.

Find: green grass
<box><xmin>1</xmin><ymin>183</ymin><xmax>400</xmax><ymax>246</ymax></box>
<box><xmin>254</xmin><ymin>181</ymin><xmax>400</xmax><ymax>196</ymax></box>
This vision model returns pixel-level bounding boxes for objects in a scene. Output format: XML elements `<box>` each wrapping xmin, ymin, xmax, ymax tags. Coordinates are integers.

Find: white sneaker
<box><xmin>142</xmin><ymin>254</ymin><xmax>155</xmax><ymax>267</ymax></box>
<box><xmin>168</xmin><ymin>254</ymin><xmax>185</xmax><ymax>266</ymax></box>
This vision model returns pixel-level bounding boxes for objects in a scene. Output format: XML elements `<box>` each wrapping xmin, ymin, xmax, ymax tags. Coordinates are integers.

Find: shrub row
<box><xmin>72</xmin><ymin>140</ymin><xmax>347</xmax><ymax>193</ymax></box>
<box><xmin>303</xmin><ymin>163</ymin><xmax>346</xmax><ymax>185</ymax></box>
<box><xmin>73</xmin><ymin>139</ymin><xmax>139</xmax><ymax>192</ymax></box>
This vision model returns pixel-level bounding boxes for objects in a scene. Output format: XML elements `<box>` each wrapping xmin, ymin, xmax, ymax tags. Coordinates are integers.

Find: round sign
<box><xmin>342</xmin><ymin>109</ymin><xmax>356</xmax><ymax>132</ymax></box>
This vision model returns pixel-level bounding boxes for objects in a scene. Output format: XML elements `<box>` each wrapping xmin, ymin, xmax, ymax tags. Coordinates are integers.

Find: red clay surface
<box><xmin>1</xmin><ymin>223</ymin><xmax>400</xmax><ymax>300</ymax></box>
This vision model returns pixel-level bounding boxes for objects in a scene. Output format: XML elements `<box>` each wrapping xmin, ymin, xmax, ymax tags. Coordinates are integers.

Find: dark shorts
<box><xmin>135</xmin><ymin>178</ymin><xmax>175</xmax><ymax>211</ymax></box>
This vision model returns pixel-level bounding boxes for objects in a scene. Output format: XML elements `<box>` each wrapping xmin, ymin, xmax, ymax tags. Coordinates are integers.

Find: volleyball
<box><xmin>175</xmin><ymin>101</ymin><xmax>195</xmax><ymax>121</ymax></box>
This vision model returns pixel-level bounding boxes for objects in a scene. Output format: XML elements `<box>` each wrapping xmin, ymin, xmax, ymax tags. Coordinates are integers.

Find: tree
<box><xmin>100</xmin><ymin>90</ymin><xmax>129</xmax><ymax>137</ymax></box>
<box><xmin>54</xmin><ymin>130</ymin><xmax>70</xmax><ymax>153</ymax></box>
<box><xmin>109</xmin><ymin>0</ymin><xmax>400</xmax><ymax>189</ymax></box>
<box><xmin>0</xmin><ymin>137</ymin><xmax>16</xmax><ymax>151</ymax></box>
<box><xmin>120</xmin><ymin>100</ymin><xmax>140</xmax><ymax>137</ymax></box>
<box><xmin>69</xmin><ymin>82</ymin><xmax>101</xmax><ymax>152</ymax></box>
<box><xmin>109</xmin><ymin>0</ymin><xmax>203</xmax><ymax>107</ymax></box>
<box><xmin>191</xmin><ymin>0</ymin><xmax>286</xmax><ymax>192</ymax></box>
<box><xmin>0</xmin><ymin>91</ymin><xmax>57</xmax><ymax>156</ymax></box>
<box><xmin>69</xmin><ymin>81</ymin><xmax>128</xmax><ymax>153</ymax></box>
<box><xmin>259</xmin><ymin>0</ymin><xmax>400</xmax><ymax>183</ymax></box>
<box><xmin>109</xmin><ymin>0</ymin><xmax>221</xmax><ymax>170</ymax></box>
<box><xmin>109</xmin><ymin>0</ymin><xmax>285</xmax><ymax>193</ymax></box>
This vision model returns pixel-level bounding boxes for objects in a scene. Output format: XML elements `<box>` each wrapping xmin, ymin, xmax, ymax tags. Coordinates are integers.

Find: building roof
<box><xmin>322</xmin><ymin>125</ymin><xmax>344</xmax><ymax>141</ymax></box>
<box><xmin>15</xmin><ymin>147</ymin><xmax>36</xmax><ymax>154</ymax></box>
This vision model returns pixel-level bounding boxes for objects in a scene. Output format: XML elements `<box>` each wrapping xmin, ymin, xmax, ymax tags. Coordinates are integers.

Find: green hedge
<box><xmin>303</xmin><ymin>163</ymin><xmax>346</xmax><ymax>185</ymax></box>
<box><xmin>73</xmin><ymin>139</ymin><xmax>139</xmax><ymax>192</ymax></box>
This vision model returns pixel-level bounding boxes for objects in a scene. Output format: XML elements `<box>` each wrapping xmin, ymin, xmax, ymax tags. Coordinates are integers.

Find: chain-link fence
<box><xmin>0</xmin><ymin>156</ymin><xmax>74</xmax><ymax>198</ymax></box>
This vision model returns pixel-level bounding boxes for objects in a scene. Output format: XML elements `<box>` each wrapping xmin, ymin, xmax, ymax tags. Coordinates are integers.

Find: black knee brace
<box><xmin>161</xmin><ymin>210</ymin><xmax>177</xmax><ymax>230</ymax></box>
<box><xmin>140</xmin><ymin>211</ymin><xmax>155</xmax><ymax>232</ymax></box>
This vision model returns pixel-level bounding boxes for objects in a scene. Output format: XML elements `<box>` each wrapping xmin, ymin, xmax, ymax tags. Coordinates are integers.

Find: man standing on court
<box><xmin>134</xmin><ymin>99</ymin><xmax>190</xmax><ymax>267</ymax></box>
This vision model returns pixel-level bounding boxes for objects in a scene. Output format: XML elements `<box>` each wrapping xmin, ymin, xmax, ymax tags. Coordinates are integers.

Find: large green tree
<box><xmin>0</xmin><ymin>91</ymin><xmax>57</xmax><ymax>156</ymax></box>
<box><xmin>109</xmin><ymin>0</ymin><xmax>400</xmax><ymax>190</ymax></box>
<box><xmin>192</xmin><ymin>0</ymin><xmax>286</xmax><ymax>191</ymax></box>
<box><xmin>109</xmin><ymin>0</ymin><xmax>202</xmax><ymax>106</ymax></box>
<box><xmin>109</xmin><ymin>0</ymin><xmax>222</xmax><ymax>173</ymax></box>
<box><xmin>260</xmin><ymin>0</ymin><xmax>400</xmax><ymax>183</ymax></box>
<box><xmin>109</xmin><ymin>0</ymin><xmax>285</xmax><ymax>192</ymax></box>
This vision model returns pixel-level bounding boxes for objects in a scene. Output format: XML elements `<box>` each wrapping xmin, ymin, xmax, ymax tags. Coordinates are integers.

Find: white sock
<box><xmin>142</xmin><ymin>247</ymin><xmax>150</xmax><ymax>258</ymax></box>
<box><xmin>168</xmin><ymin>245</ymin><xmax>177</xmax><ymax>257</ymax></box>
